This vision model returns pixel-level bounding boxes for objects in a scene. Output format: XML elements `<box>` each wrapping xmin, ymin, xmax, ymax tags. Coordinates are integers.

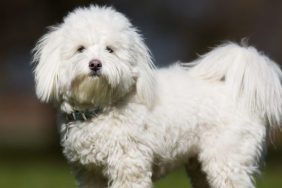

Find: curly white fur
<box><xmin>33</xmin><ymin>5</ymin><xmax>282</xmax><ymax>188</ymax></box>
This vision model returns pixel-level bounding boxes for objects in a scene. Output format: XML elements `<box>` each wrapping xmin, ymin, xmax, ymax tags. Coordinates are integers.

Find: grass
<box><xmin>0</xmin><ymin>160</ymin><xmax>75</xmax><ymax>188</ymax></box>
<box><xmin>0</xmin><ymin>158</ymin><xmax>281</xmax><ymax>188</ymax></box>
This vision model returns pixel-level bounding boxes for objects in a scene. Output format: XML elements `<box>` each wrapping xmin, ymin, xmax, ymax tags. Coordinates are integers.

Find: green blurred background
<box><xmin>0</xmin><ymin>0</ymin><xmax>282</xmax><ymax>187</ymax></box>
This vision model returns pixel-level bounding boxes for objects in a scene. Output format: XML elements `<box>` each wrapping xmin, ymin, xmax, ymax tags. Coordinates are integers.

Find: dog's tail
<box><xmin>188</xmin><ymin>42</ymin><xmax>282</xmax><ymax>127</ymax></box>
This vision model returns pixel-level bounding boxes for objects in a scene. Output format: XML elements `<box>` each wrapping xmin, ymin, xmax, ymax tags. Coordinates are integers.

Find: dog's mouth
<box><xmin>89</xmin><ymin>70</ymin><xmax>102</xmax><ymax>77</ymax></box>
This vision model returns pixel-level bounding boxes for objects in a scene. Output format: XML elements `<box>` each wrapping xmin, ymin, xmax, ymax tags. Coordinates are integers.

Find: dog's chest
<box><xmin>60</xmin><ymin>107</ymin><xmax>148</xmax><ymax>167</ymax></box>
<box><xmin>61</xmin><ymin>120</ymin><xmax>112</xmax><ymax>166</ymax></box>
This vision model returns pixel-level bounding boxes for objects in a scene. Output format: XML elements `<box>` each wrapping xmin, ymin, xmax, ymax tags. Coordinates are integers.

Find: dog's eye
<box><xmin>106</xmin><ymin>46</ymin><xmax>114</xmax><ymax>53</ymax></box>
<box><xmin>77</xmin><ymin>46</ymin><xmax>86</xmax><ymax>53</ymax></box>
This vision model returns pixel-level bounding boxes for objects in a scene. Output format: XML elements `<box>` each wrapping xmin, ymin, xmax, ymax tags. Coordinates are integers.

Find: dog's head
<box><xmin>33</xmin><ymin>6</ymin><xmax>155</xmax><ymax>110</ymax></box>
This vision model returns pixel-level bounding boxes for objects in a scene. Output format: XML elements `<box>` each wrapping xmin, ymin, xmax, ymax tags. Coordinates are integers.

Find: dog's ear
<box><xmin>132</xmin><ymin>33</ymin><xmax>156</xmax><ymax>108</ymax></box>
<box><xmin>33</xmin><ymin>26</ymin><xmax>62</xmax><ymax>103</ymax></box>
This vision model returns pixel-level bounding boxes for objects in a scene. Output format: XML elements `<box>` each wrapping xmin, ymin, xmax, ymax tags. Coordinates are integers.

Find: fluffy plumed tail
<box><xmin>189</xmin><ymin>43</ymin><xmax>282</xmax><ymax>127</ymax></box>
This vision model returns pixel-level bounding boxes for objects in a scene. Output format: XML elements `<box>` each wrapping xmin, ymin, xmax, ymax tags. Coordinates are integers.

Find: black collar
<box><xmin>64</xmin><ymin>108</ymin><xmax>102</xmax><ymax>123</ymax></box>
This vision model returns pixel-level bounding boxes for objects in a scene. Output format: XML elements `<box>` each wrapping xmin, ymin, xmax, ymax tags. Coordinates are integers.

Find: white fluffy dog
<box><xmin>33</xmin><ymin>5</ymin><xmax>282</xmax><ymax>188</ymax></box>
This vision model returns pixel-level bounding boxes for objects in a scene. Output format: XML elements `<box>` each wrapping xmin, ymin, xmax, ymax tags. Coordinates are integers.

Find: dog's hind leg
<box><xmin>197</xmin><ymin>121</ymin><xmax>266</xmax><ymax>188</ymax></box>
<box><xmin>185</xmin><ymin>156</ymin><xmax>211</xmax><ymax>188</ymax></box>
<box><xmin>199</xmin><ymin>155</ymin><xmax>256</xmax><ymax>188</ymax></box>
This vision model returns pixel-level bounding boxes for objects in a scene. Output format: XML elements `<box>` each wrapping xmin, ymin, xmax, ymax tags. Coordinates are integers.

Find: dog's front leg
<box><xmin>71</xmin><ymin>164</ymin><xmax>107</xmax><ymax>188</ymax></box>
<box><xmin>105</xmin><ymin>145</ymin><xmax>153</xmax><ymax>188</ymax></box>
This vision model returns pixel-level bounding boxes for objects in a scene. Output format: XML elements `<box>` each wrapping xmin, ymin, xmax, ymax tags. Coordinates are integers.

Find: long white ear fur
<box><xmin>132</xmin><ymin>32</ymin><xmax>156</xmax><ymax>108</ymax></box>
<box><xmin>33</xmin><ymin>26</ymin><xmax>62</xmax><ymax>102</ymax></box>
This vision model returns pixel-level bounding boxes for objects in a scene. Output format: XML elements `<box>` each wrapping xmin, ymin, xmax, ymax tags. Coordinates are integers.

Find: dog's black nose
<box><xmin>89</xmin><ymin>59</ymin><xmax>102</xmax><ymax>72</ymax></box>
